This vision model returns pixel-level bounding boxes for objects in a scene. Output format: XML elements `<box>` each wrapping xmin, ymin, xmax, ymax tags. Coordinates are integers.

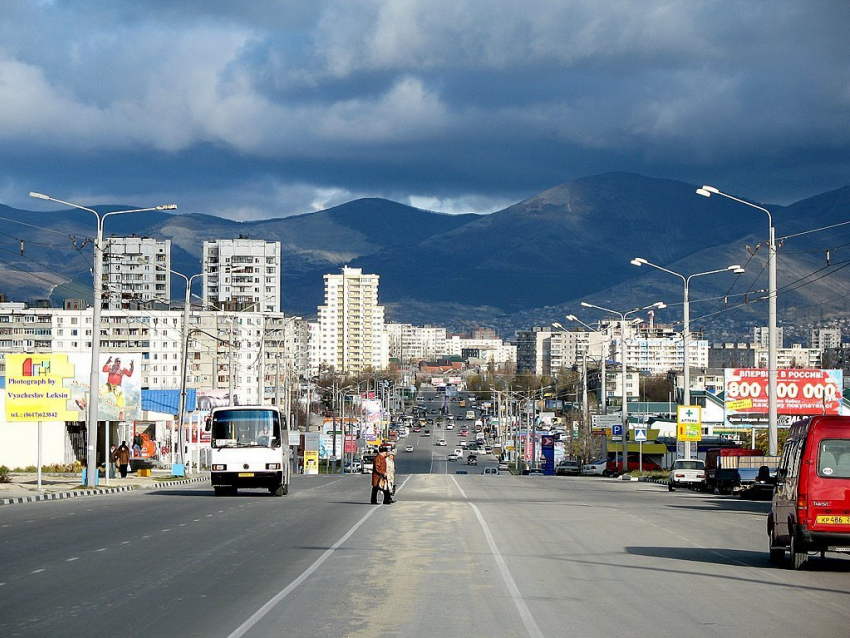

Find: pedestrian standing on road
<box><xmin>370</xmin><ymin>446</ymin><xmax>392</xmax><ymax>504</ymax></box>
<box><xmin>113</xmin><ymin>441</ymin><xmax>131</xmax><ymax>478</ymax></box>
<box><xmin>386</xmin><ymin>452</ymin><xmax>396</xmax><ymax>501</ymax></box>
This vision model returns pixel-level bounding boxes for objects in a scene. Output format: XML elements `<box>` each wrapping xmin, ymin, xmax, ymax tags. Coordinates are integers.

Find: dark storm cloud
<box><xmin>2</xmin><ymin>1</ymin><xmax>848</xmax><ymax>218</ymax></box>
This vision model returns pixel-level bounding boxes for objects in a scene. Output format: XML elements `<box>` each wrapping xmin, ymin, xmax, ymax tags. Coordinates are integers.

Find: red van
<box><xmin>768</xmin><ymin>415</ymin><xmax>850</xmax><ymax>569</ymax></box>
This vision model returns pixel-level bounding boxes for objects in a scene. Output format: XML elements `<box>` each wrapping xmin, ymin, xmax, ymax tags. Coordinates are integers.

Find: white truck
<box><xmin>207</xmin><ymin>406</ymin><xmax>292</xmax><ymax>496</ymax></box>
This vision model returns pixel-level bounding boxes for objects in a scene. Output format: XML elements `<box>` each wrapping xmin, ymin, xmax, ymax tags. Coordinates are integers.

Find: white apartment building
<box><xmin>445</xmin><ymin>335</ymin><xmax>516</xmax><ymax>365</ymax></box>
<box><xmin>756</xmin><ymin>344</ymin><xmax>821</xmax><ymax>369</ymax></box>
<box><xmin>202</xmin><ymin>239</ymin><xmax>281</xmax><ymax>313</ymax></box>
<box><xmin>811</xmin><ymin>327</ymin><xmax>842</xmax><ymax>350</ymax></box>
<box><xmin>317</xmin><ymin>266</ymin><xmax>386</xmax><ymax>374</ymax></box>
<box><xmin>753</xmin><ymin>326</ymin><xmax>785</xmax><ymax>348</ymax></box>
<box><xmin>386</xmin><ymin>323</ymin><xmax>449</xmax><ymax>362</ymax></box>
<box><xmin>0</xmin><ymin>304</ymin><xmax>309</xmax><ymax>398</ymax></box>
<box><xmin>102</xmin><ymin>237</ymin><xmax>171</xmax><ymax>310</ymax></box>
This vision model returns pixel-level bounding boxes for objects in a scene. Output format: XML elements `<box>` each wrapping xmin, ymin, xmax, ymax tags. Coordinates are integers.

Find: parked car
<box><xmin>668</xmin><ymin>459</ymin><xmax>707</xmax><ymax>491</ymax></box>
<box><xmin>582</xmin><ymin>458</ymin><xmax>608</xmax><ymax>476</ymax></box>
<box><xmin>344</xmin><ymin>460</ymin><xmax>362</xmax><ymax>473</ymax></box>
<box><xmin>739</xmin><ymin>465</ymin><xmax>776</xmax><ymax>500</ymax></box>
<box><xmin>522</xmin><ymin>468</ymin><xmax>544</xmax><ymax>476</ymax></box>
<box><xmin>555</xmin><ymin>460</ymin><xmax>581</xmax><ymax>476</ymax></box>
<box><xmin>769</xmin><ymin>415</ymin><xmax>850</xmax><ymax>569</ymax></box>
<box><xmin>605</xmin><ymin>455</ymin><xmax>662</xmax><ymax>476</ymax></box>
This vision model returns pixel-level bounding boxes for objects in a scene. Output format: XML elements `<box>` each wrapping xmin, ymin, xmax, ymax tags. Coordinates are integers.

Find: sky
<box><xmin>2</xmin><ymin>1</ymin><xmax>849</xmax><ymax>220</ymax></box>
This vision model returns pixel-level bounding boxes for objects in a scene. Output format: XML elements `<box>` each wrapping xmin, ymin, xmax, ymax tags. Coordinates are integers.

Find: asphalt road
<box><xmin>3</xmin><ymin>401</ymin><xmax>850</xmax><ymax>636</ymax></box>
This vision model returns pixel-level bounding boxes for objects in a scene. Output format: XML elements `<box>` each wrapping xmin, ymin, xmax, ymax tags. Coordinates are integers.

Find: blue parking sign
<box><xmin>612</xmin><ymin>424</ymin><xmax>623</xmax><ymax>437</ymax></box>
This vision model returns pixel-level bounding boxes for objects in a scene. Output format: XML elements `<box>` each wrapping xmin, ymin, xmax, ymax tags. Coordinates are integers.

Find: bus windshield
<box><xmin>211</xmin><ymin>409</ymin><xmax>281</xmax><ymax>448</ymax></box>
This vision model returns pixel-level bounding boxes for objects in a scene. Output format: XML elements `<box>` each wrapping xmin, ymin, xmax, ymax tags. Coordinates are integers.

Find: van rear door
<box><xmin>802</xmin><ymin>419</ymin><xmax>850</xmax><ymax>537</ymax></box>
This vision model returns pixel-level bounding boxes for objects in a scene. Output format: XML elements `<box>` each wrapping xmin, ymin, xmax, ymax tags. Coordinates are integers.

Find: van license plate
<box><xmin>816</xmin><ymin>515</ymin><xmax>850</xmax><ymax>525</ymax></box>
<box><xmin>238</xmin><ymin>472</ymin><xmax>254</xmax><ymax>477</ymax></box>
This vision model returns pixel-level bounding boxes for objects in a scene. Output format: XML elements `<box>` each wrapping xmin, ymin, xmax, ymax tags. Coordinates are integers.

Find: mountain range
<box><xmin>5</xmin><ymin>172</ymin><xmax>850</xmax><ymax>343</ymax></box>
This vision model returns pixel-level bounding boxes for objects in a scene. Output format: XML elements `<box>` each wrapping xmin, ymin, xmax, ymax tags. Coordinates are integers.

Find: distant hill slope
<box><xmin>3</xmin><ymin>176</ymin><xmax>849</xmax><ymax>343</ymax></box>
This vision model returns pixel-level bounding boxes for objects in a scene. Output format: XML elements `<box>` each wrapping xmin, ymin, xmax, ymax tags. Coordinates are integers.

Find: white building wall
<box><xmin>317</xmin><ymin>267</ymin><xmax>385</xmax><ymax>374</ymax></box>
<box><xmin>102</xmin><ymin>237</ymin><xmax>171</xmax><ymax>310</ymax></box>
<box><xmin>202</xmin><ymin>239</ymin><xmax>281</xmax><ymax>312</ymax></box>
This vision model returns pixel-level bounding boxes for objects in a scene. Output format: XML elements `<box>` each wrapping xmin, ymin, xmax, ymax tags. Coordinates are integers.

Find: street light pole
<box><xmin>565</xmin><ymin>315</ymin><xmax>610</xmax><ymax>414</ymax></box>
<box><xmin>630</xmin><ymin>258</ymin><xmax>744</xmax><ymax>458</ymax></box>
<box><xmin>697</xmin><ymin>185</ymin><xmax>778</xmax><ymax>456</ymax></box>
<box><xmin>580</xmin><ymin>301</ymin><xmax>665</xmax><ymax>474</ymax></box>
<box><xmin>29</xmin><ymin>192</ymin><xmax>176</xmax><ymax>488</ymax></box>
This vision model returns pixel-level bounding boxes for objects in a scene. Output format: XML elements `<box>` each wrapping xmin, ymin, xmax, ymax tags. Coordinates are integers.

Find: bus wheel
<box><xmin>270</xmin><ymin>484</ymin><xmax>284</xmax><ymax>497</ymax></box>
<box><xmin>214</xmin><ymin>486</ymin><xmax>227</xmax><ymax>497</ymax></box>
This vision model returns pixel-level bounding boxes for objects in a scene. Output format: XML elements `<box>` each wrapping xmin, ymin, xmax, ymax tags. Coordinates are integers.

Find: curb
<box><xmin>0</xmin><ymin>475</ymin><xmax>209</xmax><ymax>507</ymax></box>
<box><xmin>149</xmin><ymin>476</ymin><xmax>210</xmax><ymax>489</ymax></box>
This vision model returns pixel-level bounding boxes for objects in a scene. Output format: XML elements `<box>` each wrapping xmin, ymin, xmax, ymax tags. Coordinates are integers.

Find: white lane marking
<box><xmin>450</xmin><ymin>475</ymin><xmax>544</xmax><ymax>638</ymax></box>
<box><xmin>161</xmin><ymin>529</ymin><xmax>171</xmax><ymax>533</ymax></box>
<box><xmin>30</xmin><ymin>569</ymin><xmax>45</xmax><ymax>574</ymax></box>
<box><xmin>228</xmin><ymin>475</ymin><xmax>412</xmax><ymax>638</ymax></box>
<box><xmin>95</xmin><ymin>548</ymin><xmax>107</xmax><ymax>552</ymax></box>
<box><xmin>121</xmin><ymin>541</ymin><xmax>131</xmax><ymax>545</ymax></box>
<box><xmin>66</xmin><ymin>557</ymin><xmax>79</xmax><ymax>562</ymax></box>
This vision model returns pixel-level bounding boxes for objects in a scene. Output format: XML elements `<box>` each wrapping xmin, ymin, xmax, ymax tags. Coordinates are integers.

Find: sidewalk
<box><xmin>0</xmin><ymin>469</ymin><xmax>209</xmax><ymax>506</ymax></box>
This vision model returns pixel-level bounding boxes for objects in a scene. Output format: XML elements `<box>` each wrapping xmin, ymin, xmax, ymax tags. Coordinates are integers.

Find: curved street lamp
<box><xmin>580</xmin><ymin>301</ymin><xmax>665</xmax><ymax>472</ymax></box>
<box><xmin>29</xmin><ymin>192</ymin><xmax>176</xmax><ymax>488</ymax></box>
<box><xmin>696</xmin><ymin>185</ymin><xmax>778</xmax><ymax>456</ymax></box>
<box><xmin>630</xmin><ymin>258</ymin><xmax>744</xmax><ymax>458</ymax></box>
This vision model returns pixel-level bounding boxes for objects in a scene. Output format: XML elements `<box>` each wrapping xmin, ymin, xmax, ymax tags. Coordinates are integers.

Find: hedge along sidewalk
<box><xmin>0</xmin><ymin>471</ymin><xmax>209</xmax><ymax>506</ymax></box>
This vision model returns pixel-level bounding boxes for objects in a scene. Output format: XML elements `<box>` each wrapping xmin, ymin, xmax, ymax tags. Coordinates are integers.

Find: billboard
<box><xmin>97</xmin><ymin>354</ymin><xmax>142</xmax><ymax>421</ymax></box>
<box><xmin>724</xmin><ymin>368</ymin><xmax>843</xmax><ymax>416</ymax></box>
<box><xmin>5</xmin><ymin>354</ymin><xmax>84</xmax><ymax>422</ymax></box>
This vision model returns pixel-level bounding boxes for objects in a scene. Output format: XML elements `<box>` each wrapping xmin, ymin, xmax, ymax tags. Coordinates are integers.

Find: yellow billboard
<box><xmin>677</xmin><ymin>405</ymin><xmax>702</xmax><ymax>442</ymax></box>
<box><xmin>5</xmin><ymin>354</ymin><xmax>83</xmax><ymax>422</ymax></box>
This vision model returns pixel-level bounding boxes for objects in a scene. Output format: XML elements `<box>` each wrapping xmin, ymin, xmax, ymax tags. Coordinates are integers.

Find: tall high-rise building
<box><xmin>102</xmin><ymin>237</ymin><xmax>171</xmax><ymax>310</ymax></box>
<box><xmin>318</xmin><ymin>266</ymin><xmax>385</xmax><ymax>374</ymax></box>
<box><xmin>201</xmin><ymin>239</ymin><xmax>281</xmax><ymax>312</ymax></box>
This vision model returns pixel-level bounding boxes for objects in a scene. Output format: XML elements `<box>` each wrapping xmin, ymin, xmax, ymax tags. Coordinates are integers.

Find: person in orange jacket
<box><xmin>370</xmin><ymin>447</ymin><xmax>393</xmax><ymax>504</ymax></box>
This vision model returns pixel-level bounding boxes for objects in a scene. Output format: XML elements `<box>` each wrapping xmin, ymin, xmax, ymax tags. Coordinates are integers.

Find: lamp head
<box><xmin>551</xmin><ymin>322</ymin><xmax>563</xmax><ymax>330</ymax></box>
<box><xmin>29</xmin><ymin>191</ymin><xmax>50</xmax><ymax>200</ymax></box>
<box><xmin>696</xmin><ymin>185</ymin><xmax>718</xmax><ymax>198</ymax></box>
<box><xmin>653</xmin><ymin>302</ymin><xmax>666</xmax><ymax>309</ymax></box>
<box><xmin>631</xmin><ymin>257</ymin><xmax>647</xmax><ymax>266</ymax></box>
<box><xmin>580</xmin><ymin>302</ymin><xmax>592</xmax><ymax>308</ymax></box>
<box><xmin>729</xmin><ymin>265</ymin><xmax>745</xmax><ymax>274</ymax></box>
<box><xmin>156</xmin><ymin>204</ymin><xmax>178</xmax><ymax>211</ymax></box>
<box><xmin>565</xmin><ymin>314</ymin><xmax>577</xmax><ymax>321</ymax></box>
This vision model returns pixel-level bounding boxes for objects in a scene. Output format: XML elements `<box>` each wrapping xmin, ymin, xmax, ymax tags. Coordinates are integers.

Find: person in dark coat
<box><xmin>370</xmin><ymin>447</ymin><xmax>393</xmax><ymax>504</ymax></box>
<box><xmin>113</xmin><ymin>442</ymin><xmax>131</xmax><ymax>478</ymax></box>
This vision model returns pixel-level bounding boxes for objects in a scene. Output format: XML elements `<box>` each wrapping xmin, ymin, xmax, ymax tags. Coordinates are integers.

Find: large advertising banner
<box><xmin>724</xmin><ymin>368</ymin><xmax>843</xmax><ymax>416</ymax></box>
<box><xmin>97</xmin><ymin>354</ymin><xmax>141</xmax><ymax>421</ymax></box>
<box><xmin>5</xmin><ymin>354</ymin><xmax>84</xmax><ymax>422</ymax></box>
